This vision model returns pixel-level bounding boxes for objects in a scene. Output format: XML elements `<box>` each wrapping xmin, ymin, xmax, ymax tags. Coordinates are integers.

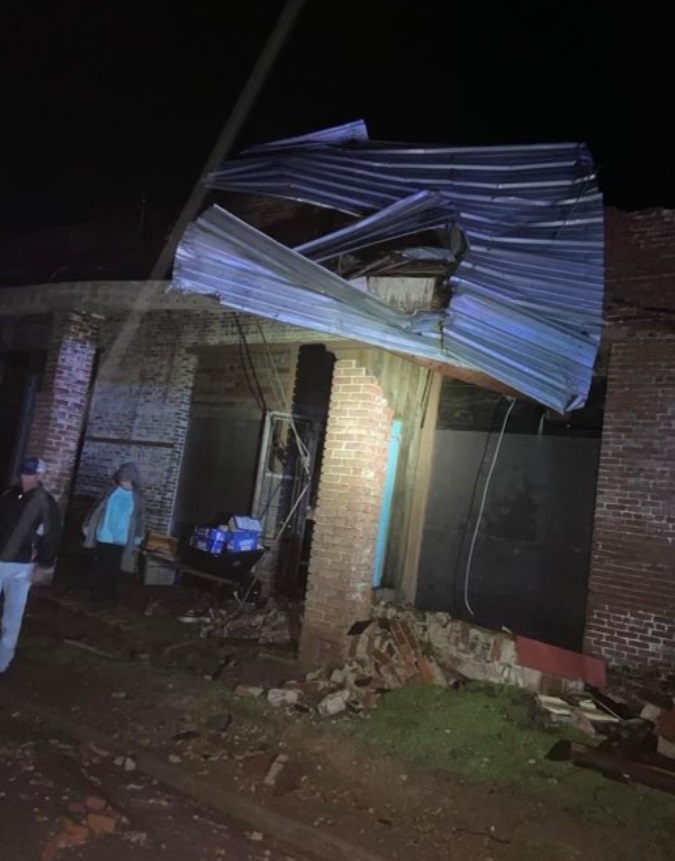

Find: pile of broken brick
<box><xmin>234</xmin><ymin>601</ymin><xmax>581</xmax><ymax>717</ymax></box>
<box><xmin>41</xmin><ymin>794</ymin><xmax>128</xmax><ymax>860</ymax></box>
<box><xmin>208</xmin><ymin>599</ymin><xmax>675</xmax><ymax>760</ymax></box>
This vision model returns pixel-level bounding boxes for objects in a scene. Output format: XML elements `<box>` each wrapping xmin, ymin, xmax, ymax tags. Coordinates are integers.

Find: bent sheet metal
<box><xmin>173</xmin><ymin>120</ymin><xmax>603</xmax><ymax>412</ymax></box>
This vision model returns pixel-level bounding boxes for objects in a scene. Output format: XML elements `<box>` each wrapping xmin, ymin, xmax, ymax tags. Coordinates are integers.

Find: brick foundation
<box><xmin>27</xmin><ymin>310</ymin><xmax>100</xmax><ymax>507</ymax></box>
<box><xmin>299</xmin><ymin>359</ymin><xmax>393</xmax><ymax>667</ymax></box>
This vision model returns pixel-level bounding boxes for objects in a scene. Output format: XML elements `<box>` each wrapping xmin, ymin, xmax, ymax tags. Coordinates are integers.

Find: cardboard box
<box><xmin>143</xmin><ymin>559</ymin><xmax>176</xmax><ymax>586</ymax></box>
<box><xmin>145</xmin><ymin>531</ymin><xmax>178</xmax><ymax>556</ymax></box>
<box><xmin>227</xmin><ymin>516</ymin><xmax>262</xmax><ymax>553</ymax></box>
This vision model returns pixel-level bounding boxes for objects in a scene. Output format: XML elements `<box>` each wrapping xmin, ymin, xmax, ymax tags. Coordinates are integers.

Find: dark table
<box><xmin>143</xmin><ymin>546</ymin><xmax>266</xmax><ymax>603</ymax></box>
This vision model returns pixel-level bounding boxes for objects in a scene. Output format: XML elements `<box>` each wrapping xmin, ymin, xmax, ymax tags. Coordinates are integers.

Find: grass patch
<box><xmin>347</xmin><ymin>682</ymin><xmax>675</xmax><ymax>856</ymax></box>
<box><xmin>205</xmin><ymin>685</ymin><xmax>271</xmax><ymax>719</ymax></box>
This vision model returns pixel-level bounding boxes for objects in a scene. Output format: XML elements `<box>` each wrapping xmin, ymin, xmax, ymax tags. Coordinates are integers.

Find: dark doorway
<box><xmin>273</xmin><ymin>344</ymin><xmax>335</xmax><ymax>597</ymax></box>
<box><xmin>416</xmin><ymin>378</ymin><xmax>605</xmax><ymax>651</ymax></box>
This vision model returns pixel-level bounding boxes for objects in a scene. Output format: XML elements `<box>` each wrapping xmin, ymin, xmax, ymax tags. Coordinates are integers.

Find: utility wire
<box><xmin>233</xmin><ymin>314</ymin><xmax>268</xmax><ymax>412</ymax></box>
<box><xmin>463</xmin><ymin>396</ymin><xmax>516</xmax><ymax>618</ymax></box>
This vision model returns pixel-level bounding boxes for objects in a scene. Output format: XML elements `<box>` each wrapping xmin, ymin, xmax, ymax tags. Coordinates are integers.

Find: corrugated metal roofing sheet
<box><xmin>173</xmin><ymin>122</ymin><xmax>604</xmax><ymax>412</ymax></box>
<box><xmin>294</xmin><ymin>190</ymin><xmax>457</xmax><ymax>263</ymax></box>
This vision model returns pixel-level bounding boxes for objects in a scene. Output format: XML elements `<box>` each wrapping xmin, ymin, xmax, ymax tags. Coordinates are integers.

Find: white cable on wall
<box><xmin>463</xmin><ymin>396</ymin><xmax>517</xmax><ymax>617</ymax></box>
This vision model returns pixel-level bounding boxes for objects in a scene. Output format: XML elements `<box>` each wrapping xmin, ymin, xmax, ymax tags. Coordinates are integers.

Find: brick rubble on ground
<box><xmin>199</xmin><ymin>600</ymin><xmax>294</xmax><ymax>646</ymax></box>
<box><xmin>235</xmin><ymin>601</ymin><xmax>584</xmax><ymax>715</ymax></box>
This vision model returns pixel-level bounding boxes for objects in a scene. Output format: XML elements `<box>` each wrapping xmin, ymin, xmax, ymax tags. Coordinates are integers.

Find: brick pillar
<box><xmin>27</xmin><ymin>310</ymin><xmax>100</xmax><ymax>508</ymax></box>
<box><xmin>584</xmin><ymin>334</ymin><xmax>675</xmax><ymax>677</ymax></box>
<box><xmin>299</xmin><ymin>359</ymin><xmax>393</xmax><ymax>667</ymax></box>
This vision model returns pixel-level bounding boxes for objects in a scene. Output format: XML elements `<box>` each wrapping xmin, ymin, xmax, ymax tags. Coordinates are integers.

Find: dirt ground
<box><xmin>2</xmin><ymin>565</ymin><xmax>674</xmax><ymax>861</ymax></box>
<box><xmin>0</xmin><ymin>717</ymin><xmax>304</xmax><ymax>861</ymax></box>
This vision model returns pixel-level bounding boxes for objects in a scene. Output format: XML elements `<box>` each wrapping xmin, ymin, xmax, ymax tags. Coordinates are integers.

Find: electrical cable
<box><xmin>255</xmin><ymin>321</ymin><xmax>287</xmax><ymax>411</ymax></box>
<box><xmin>462</xmin><ymin>396</ymin><xmax>516</xmax><ymax>618</ymax></box>
<box><xmin>233</xmin><ymin>314</ymin><xmax>268</xmax><ymax>412</ymax></box>
<box><xmin>237</xmin><ymin>333</ymin><xmax>265</xmax><ymax>412</ymax></box>
<box><xmin>450</xmin><ymin>396</ymin><xmax>504</xmax><ymax>609</ymax></box>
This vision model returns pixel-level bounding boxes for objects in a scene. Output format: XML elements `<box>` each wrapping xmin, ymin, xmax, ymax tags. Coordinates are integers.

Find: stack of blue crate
<box><xmin>190</xmin><ymin>526</ymin><xmax>228</xmax><ymax>555</ymax></box>
<box><xmin>226</xmin><ymin>516</ymin><xmax>263</xmax><ymax>553</ymax></box>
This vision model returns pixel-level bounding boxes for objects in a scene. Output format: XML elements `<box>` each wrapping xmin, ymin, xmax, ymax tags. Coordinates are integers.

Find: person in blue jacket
<box><xmin>83</xmin><ymin>462</ymin><xmax>145</xmax><ymax>600</ymax></box>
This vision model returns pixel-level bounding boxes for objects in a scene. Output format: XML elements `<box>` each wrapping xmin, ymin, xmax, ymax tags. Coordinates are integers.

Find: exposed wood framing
<box><xmin>400</xmin><ymin>370</ymin><xmax>442</xmax><ymax>603</ymax></box>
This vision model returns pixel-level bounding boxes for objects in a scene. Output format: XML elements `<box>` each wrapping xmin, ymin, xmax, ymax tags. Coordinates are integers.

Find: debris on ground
<box><xmin>114</xmin><ymin>755</ymin><xmax>137</xmax><ymax>772</ymax></box>
<box><xmin>85</xmin><ymin>812</ymin><xmax>117</xmax><ymax>834</ymax></box>
<box><xmin>234</xmin><ymin>684</ymin><xmax>264</xmax><ymax>699</ymax></box>
<box><xmin>267</xmin><ymin>688</ymin><xmax>300</xmax><ymax>708</ymax></box>
<box><xmin>200</xmin><ymin>600</ymin><xmax>297</xmax><ymax>646</ymax></box>
<box><xmin>62</xmin><ymin>639</ymin><xmax>120</xmax><ymax>661</ymax></box>
<box><xmin>11</xmin><ymin>577</ymin><xmax>675</xmax><ymax>861</ymax></box>
<box><xmin>219</xmin><ymin>601</ymin><xmax>604</xmax><ymax>718</ymax></box>
<box><xmin>544</xmin><ymin>689</ymin><xmax>675</xmax><ymax>794</ymax></box>
<box><xmin>317</xmin><ymin>690</ymin><xmax>350</xmax><ymax>718</ymax></box>
<box><xmin>41</xmin><ymin>817</ymin><xmax>90</xmax><ymax>860</ymax></box>
<box><xmin>645</xmin><ymin>699</ymin><xmax>675</xmax><ymax>759</ymax></box>
<box><xmin>535</xmin><ymin>693</ymin><xmax>620</xmax><ymax>734</ymax></box>
<box><xmin>569</xmin><ymin>739</ymin><xmax>675</xmax><ymax>795</ymax></box>
<box><xmin>263</xmin><ymin>753</ymin><xmax>289</xmax><ymax>787</ymax></box>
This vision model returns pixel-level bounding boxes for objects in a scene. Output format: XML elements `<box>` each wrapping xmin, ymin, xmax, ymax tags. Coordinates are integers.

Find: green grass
<box><xmin>202</xmin><ymin>685</ymin><xmax>271</xmax><ymax>719</ymax></box>
<box><xmin>345</xmin><ymin>682</ymin><xmax>675</xmax><ymax>856</ymax></box>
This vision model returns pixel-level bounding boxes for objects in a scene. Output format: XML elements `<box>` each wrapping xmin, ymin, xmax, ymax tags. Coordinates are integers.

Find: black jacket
<box><xmin>0</xmin><ymin>484</ymin><xmax>61</xmax><ymax>566</ymax></box>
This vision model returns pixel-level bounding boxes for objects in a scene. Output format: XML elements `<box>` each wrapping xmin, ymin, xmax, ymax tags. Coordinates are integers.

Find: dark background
<box><xmin>1</xmin><ymin>1</ymin><xmax>672</xmax><ymax>235</ymax></box>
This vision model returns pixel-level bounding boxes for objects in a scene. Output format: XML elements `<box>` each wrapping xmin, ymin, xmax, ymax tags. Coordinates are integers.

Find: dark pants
<box><xmin>94</xmin><ymin>542</ymin><xmax>124</xmax><ymax>599</ymax></box>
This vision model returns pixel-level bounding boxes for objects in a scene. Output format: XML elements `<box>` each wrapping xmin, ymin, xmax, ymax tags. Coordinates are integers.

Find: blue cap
<box><xmin>19</xmin><ymin>457</ymin><xmax>46</xmax><ymax>476</ymax></box>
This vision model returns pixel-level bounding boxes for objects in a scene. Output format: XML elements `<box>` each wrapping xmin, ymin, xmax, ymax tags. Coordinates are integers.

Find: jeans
<box><xmin>0</xmin><ymin>561</ymin><xmax>32</xmax><ymax>673</ymax></box>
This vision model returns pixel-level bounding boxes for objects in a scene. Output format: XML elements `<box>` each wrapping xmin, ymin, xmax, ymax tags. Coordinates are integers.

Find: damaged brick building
<box><xmin>584</xmin><ymin>208</ymin><xmax>675</xmax><ymax>677</ymax></box>
<box><xmin>0</xmin><ymin>129</ymin><xmax>673</xmax><ymax>681</ymax></box>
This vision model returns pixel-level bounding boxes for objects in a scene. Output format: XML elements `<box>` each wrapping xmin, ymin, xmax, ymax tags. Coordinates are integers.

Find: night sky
<box><xmin>2</xmin><ymin>1</ymin><xmax>673</xmax><ymax>232</ymax></box>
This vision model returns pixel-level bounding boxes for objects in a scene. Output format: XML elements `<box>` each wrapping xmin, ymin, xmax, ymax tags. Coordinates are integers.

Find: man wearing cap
<box><xmin>0</xmin><ymin>457</ymin><xmax>61</xmax><ymax>673</ymax></box>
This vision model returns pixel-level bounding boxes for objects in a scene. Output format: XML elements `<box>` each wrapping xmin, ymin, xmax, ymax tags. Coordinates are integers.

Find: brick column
<box><xmin>27</xmin><ymin>310</ymin><xmax>100</xmax><ymax>508</ymax></box>
<box><xmin>584</xmin><ymin>334</ymin><xmax>675</xmax><ymax>677</ymax></box>
<box><xmin>299</xmin><ymin>359</ymin><xmax>393</xmax><ymax>667</ymax></box>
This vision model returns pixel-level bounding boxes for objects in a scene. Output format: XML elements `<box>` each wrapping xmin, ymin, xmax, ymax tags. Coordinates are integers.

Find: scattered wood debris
<box><xmin>536</xmin><ymin>694</ymin><xmax>620</xmax><ymax>733</ymax></box>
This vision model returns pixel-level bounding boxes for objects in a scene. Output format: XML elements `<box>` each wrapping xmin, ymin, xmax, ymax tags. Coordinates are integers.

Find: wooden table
<box><xmin>142</xmin><ymin>547</ymin><xmax>265</xmax><ymax>603</ymax></box>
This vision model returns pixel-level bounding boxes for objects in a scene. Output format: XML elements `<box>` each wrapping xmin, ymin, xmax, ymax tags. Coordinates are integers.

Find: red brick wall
<box><xmin>604</xmin><ymin>207</ymin><xmax>675</xmax><ymax>318</ymax></box>
<box><xmin>27</xmin><ymin>310</ymin><xmax>100</xmax><ymax>508</ymax></box>
<box><xmin>299</xmin><ymin>359</ymin><xmax>393</xmax><ymax>667</ymax></box>
<box><xmin>585</xmin><ymin>208</ymin><xmax>675</xmax><ymax>676</ymax></box>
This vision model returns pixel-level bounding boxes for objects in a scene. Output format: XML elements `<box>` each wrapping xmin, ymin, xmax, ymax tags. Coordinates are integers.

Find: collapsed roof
<box><xmin>173</xmin><ymin>120</ymin><xmax>604</xmax><ymax>412</ymax></box>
